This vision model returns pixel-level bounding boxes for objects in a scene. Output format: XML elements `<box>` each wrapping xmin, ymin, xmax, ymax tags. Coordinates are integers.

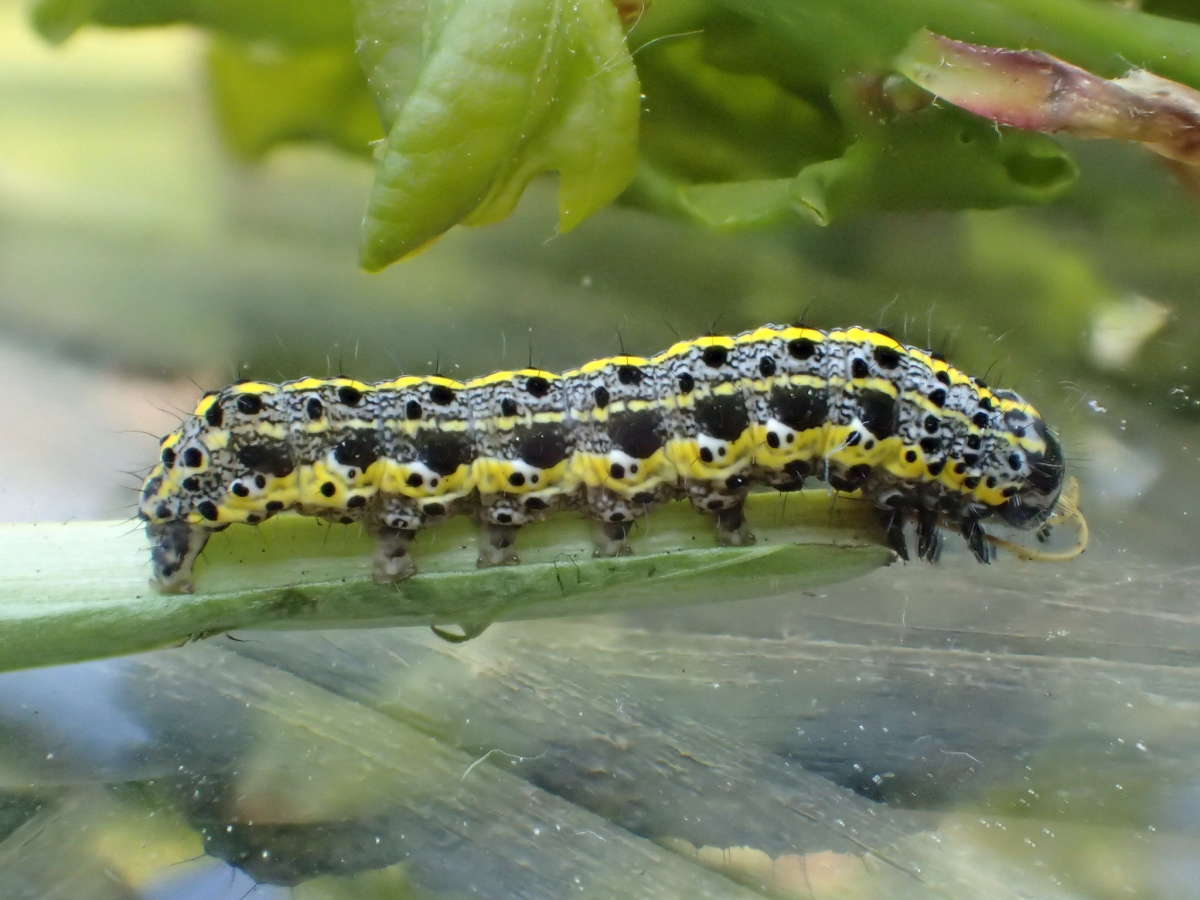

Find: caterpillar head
<box><xmin>999</xmin><ymin>424</ymin><xmax>1065</xmax><ymax>529</ymax></box>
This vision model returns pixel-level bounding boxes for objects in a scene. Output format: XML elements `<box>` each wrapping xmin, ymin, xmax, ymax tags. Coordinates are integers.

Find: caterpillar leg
<box><xmin>476</xmin><ymin>494</ymin><xmax>530</xmax><ymax>568</ymax></box>
<box><xmin>714</xmin><ymin>500</ymin><xmax>754</xmax><ymax>546</ymax></box>
<box><xmin>916</xmin><ymin>507</ymin><xmax>942</xmax><ymax>562</ymax></box>
<box><xmin>372</xmin><ymin>497</ymin><xmax>423</xmax><ymax>582</ymax></box>
<box><xmin>765</xmin><ymin>460</ymin><xmax>809</xmax><ymax>493</ymax></box>
<box><xmin>478</xmin><ymin>522</ymin><xmax>521</xmax><ymax>568</ymax></box>
<box><xmin>587</xmin><ymin>487</ymin><xmax>644</xmax><ymax>557</ymax></box>
<box><xmin>687</xmin><ymin>478</ymin><xmax>755</xmax><ymax>546</ymax></box>
<box><xmin>960</xmin><ymin>516</ymin><xmax>993</xmax><ymax>564</ymax></box>
<box><xmin>880</xmin><ymin>508</ymin><xmax>910</xmax><ymax>561</ymax></box>
<box><xmin>147</xmin><ymin>520</ymin><xmax>211</xmax><ymax>594</ymax></box>
<box><xmin>879</xmin><ymin>504</ymin><xmax>947</xmax><ymax>563</ymax></box>
<box><xmin>373</xmin><ymin>527</ymin><xmax>418</xmax><ymax>581</ymax></box>
<box><xmin>595</xmin><ymin>517</ymin><xmax>636</xmax><ymax>557</ymax></box>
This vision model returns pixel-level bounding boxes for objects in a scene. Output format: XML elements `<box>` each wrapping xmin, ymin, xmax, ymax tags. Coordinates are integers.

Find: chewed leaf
<box><xmin>353</xmin><ymin>0</ymin><xmax>640</xmax><ymax>271</ymax></box>
<box><xmin>898</xmin><ymin>29</ymin><xmax>1200</xmax><ymax>166</ymax></box>
<box><xmin>789</xmin><ymin>103</ymin><xmax>1076</xmax><ymax>225</ymax></box>
<box><xmin>647</xmin><ymin>101</ymin><xmax>1075</xmax><ymax>229</ymax></box>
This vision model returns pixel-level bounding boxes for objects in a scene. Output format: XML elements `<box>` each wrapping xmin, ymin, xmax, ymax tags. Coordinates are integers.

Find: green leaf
<box><xmin>621</xmin><ymin>0</ymin><xmax>1200</xmax><ymax>228</ymax></box>
<box><xmin>0</xmin><ymin>492</ymin><xmax>890</xmax><ymax>673</ymax></box>
<box><xmin>630</xmin><ymin>101</ymin><xmax>1076</xmax><ymax>229</ymax></box>
<box><xmin>208</xmin><ymin>38</ymin><xmax>383</xmax><ymax>159</ymax></box>
<box><xmin>33</xmin><ymin>0</ymin><xmax>1200</xmax><ymax>248</ymax></box>
<box><xmin>789</xmin><ymin>104</ymin><xmax>1078</xmax><ymax>225</ymax></box>
<box><xmin>29</xmin><ymin>0</ymin><xmax>102</xmax><ymax>44</ymax></box>
<box><xmin>676</xmin><ymin>178</ymin><xmax>797</xmax><ymax>229</ymax></box>
<box><xmin>633</xmin><ymin>28</ymin><xmax>840</xmax><ymax>186</ymax></box>
<box><xmin>31</xmin><ymin>0</ymin><xmax>355</xmax><ymax>47</ymax></box>
<box><xmin>720</xmin><ymin>0</ymin><xmax>1200</xmax><ymax>85</ymax></box>
<box><xmin>352</xmin><ymin>0</ymin><xmax>640</xmax><ymax>270</ymax></box>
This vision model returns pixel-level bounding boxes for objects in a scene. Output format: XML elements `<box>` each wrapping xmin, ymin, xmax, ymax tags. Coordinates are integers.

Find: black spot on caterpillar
<box><xmin>140</xmin><ymin>324</ymin><xmax>1067</xmax><ymax>592</ymax></box>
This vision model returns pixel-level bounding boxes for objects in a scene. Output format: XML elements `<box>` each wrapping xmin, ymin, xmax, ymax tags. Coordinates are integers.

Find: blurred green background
<box><xmin>2</xmin><ymin>0</ymin><xmax>1200</xmax><ymax>897</ymax></box>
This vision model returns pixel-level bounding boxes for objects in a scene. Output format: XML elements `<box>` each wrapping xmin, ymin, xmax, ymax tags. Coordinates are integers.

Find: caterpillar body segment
<box><xmin>139</xmin><ymin>324</ymin><xmax>1069</xmax><ymax>592</ymax></box>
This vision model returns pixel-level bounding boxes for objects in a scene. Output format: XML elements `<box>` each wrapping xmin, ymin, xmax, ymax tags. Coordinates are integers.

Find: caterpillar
<box><xmin>139</xmin><ymin>324</ymin><xmax>1073</xmax><ymax>593</ymax></box>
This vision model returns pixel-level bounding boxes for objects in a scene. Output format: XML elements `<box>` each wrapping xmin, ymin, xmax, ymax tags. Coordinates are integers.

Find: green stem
<box><xmin>728</xmin><ymin>0</ymin><xmax>1200</xmax><ymax>84</ymax></box>
<box><xmin>0</xmin><ymin>491</ymin><xmax>889</xmax><ymax>673</ymax></box>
